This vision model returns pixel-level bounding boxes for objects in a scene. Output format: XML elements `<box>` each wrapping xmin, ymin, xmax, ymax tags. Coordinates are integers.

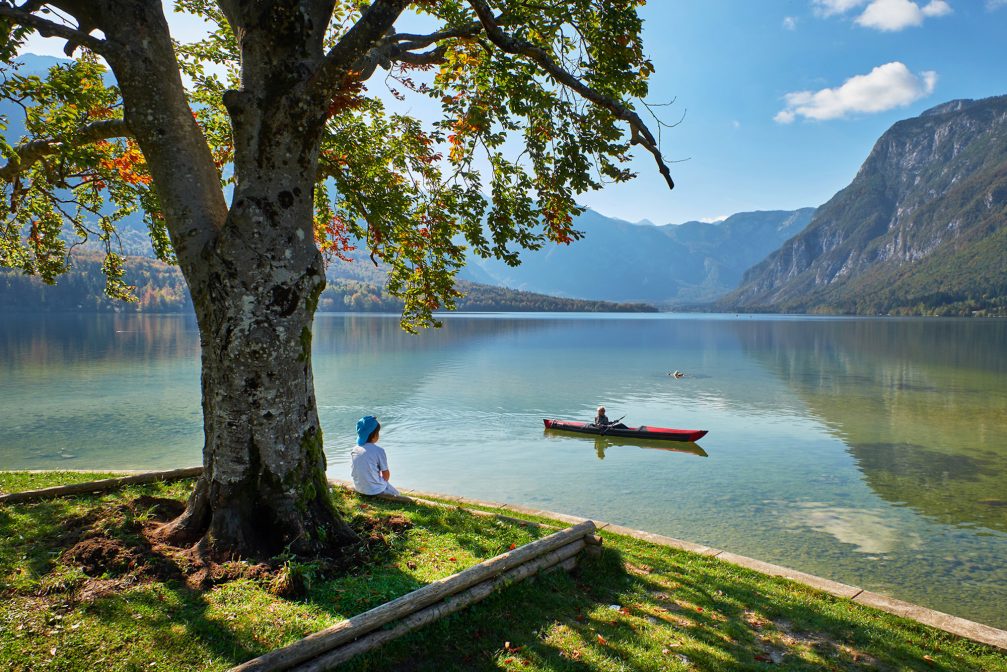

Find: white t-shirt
<box><xmin>350</xmin><ymin>442</ymin><xmax>390</xmax><ymax>495</ymax></box>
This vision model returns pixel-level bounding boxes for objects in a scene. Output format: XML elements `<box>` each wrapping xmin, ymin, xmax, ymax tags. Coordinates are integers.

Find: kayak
<box><xmin>543</xmin><ymin>419</ymin><xmax>708</xmax><ymax>443</ymax></box>
<box><xmin>556</xmin><ymin>432</ymin><xmax>709</xmax><ymax>458</ymax></box>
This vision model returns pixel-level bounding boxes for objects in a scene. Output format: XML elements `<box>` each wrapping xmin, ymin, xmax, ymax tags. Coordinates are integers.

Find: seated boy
<box><xmin>350</xmin><ymin>415</ymin><xmax>400</xmax><ymax>496</ymax></box>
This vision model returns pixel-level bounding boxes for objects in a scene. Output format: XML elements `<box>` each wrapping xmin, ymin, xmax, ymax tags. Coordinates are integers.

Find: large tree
<box><xmin>0</xmin><ymin>0</ymin><xmax>674</xmax><ymax>559</ymax></box>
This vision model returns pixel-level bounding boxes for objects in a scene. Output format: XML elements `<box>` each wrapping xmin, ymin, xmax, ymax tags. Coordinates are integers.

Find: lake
<box><xmin>1</xmin><ymin>312</ymin><xmax>1005</xmax><ymax>628</ymax></box>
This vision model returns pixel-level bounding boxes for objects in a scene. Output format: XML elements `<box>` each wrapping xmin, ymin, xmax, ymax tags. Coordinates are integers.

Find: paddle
<box><xmin>599</xmin><ymin>414</ymin><xmax>626</xmax><ymax>436</ymax></box>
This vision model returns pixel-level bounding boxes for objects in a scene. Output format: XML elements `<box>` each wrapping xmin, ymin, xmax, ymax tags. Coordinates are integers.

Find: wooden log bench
<box><xmin>230</xmin><ymin>520</ymin><xmax>598</xmax><ymax>672</ymax></box>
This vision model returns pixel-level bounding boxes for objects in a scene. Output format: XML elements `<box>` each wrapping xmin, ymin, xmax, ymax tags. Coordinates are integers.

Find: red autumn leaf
<box><xmin>508</xmin><ymin>543</ymin><xmax>517</xmax><ymax>550</ymax></box>
<box><xmin>596</xmin><ymin>634</ymin><xmax>607</xmax><ymax>645</ymax></box>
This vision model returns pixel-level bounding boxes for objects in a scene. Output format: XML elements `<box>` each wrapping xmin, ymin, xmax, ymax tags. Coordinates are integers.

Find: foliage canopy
<box><xmin>0</xmin><ymin>0</ymin><xmax>673</xmax><ymax>330</ymax></box>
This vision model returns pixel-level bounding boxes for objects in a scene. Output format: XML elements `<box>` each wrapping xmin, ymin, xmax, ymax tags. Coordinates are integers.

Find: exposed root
<box><xmin>38</xmin><ymin>491</ymin><xmax>413</xmax><ymax>604</ymax></box>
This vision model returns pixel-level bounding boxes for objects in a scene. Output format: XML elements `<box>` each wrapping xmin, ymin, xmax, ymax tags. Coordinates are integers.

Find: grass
<box><xmin>1</xmin><ymin>472</ymin><xmax>1004</xmax><ymax>672</ymax></box>
<box><xmin>0</xmin><ymin>470</ymin><xmax>127</xmax><ymax>495</ymax></box>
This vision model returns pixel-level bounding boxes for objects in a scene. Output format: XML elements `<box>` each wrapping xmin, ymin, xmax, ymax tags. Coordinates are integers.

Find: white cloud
<box><xmin>922</xmin><ymin>0</ymin><xmax>953</xmax><ymax>15</ymax></box>
<box><xmin>782</xmin><ymin>16</ymin><xmax>799</xmax><ymax>30</ymax></box>
<box><xmin>813</xmin><ymin>0</ymin><xmax>869</xmax><ymax>16</ymax></box>
<box><xmin>699</xmin><ymin>215</ymin><xmax>729</xmax><ymax>223</ymax></box>
<box><xmin>856</xmin><ymin>0</ymin><xmax>951</xmax><ymax>30</ymax></box>
<box><xmin>987</xmin><ymin>0</ymin><xmax>1007</xmax><ymax>9</ymax></box>
<box><xmin>813</xmin><ymin>0</ymin><xmax>952</xmax><ymax>30</ymax></box>
<box><xmin>775</xmin><ymin>61</ymin><xmax>937</xmax><ymax>123</ymax></box>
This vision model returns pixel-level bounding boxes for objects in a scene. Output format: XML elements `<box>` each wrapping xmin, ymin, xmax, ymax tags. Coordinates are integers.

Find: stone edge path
<box><xmin>3</xmin><ymin>469</ymin><xmax>1004</xmax><ymax>651</ymax></box>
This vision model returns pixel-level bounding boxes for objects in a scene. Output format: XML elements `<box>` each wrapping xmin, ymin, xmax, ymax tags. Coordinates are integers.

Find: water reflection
<box><xmin>0</xmin><ymin>313</ymin><xmax>199</xmax><ymax>371</ymax></box>
<box><xmin>734</xmin><ymin>318</ymin><xmax>1007</xmax><ymax>533</ymax></box>
<box><xmin>542</xmin><ymin>430</ymin><xmax>708</xmax><ymax>460</ymax></box>
<box><xmin>785</xmin><ymin>502</ymin><xmax>923</xmax><ymax>555</ymax></box>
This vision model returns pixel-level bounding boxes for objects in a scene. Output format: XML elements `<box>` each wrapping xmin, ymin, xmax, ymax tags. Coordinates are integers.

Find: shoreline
<box><xmin>2</xmin><ymin>467</ymin><xmax>1004</xmax><ymax>650</ymax></box>
<box><xmin>373</xmin><ymin>481</ymin><xmax>1007</xmax><ymax>651</ymax></box>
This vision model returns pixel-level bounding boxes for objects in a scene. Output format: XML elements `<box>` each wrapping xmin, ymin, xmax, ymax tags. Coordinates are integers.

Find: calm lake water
<box><xmin>2</xmin><ymin>313</ymin><xmax>1006</xmax><ymax>628</ymax></box>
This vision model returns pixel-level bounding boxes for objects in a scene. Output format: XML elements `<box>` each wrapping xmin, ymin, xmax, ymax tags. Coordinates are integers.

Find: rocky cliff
<box><xmin>723</xmin><ymin>95</ymin><xmax>1007</xmax><ymax>316</ymax></box>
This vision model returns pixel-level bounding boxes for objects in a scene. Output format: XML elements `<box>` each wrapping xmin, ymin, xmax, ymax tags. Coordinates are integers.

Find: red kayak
<box><xmin>543</xmin><ymin>419</ymin><xmax>707</xmax><ymax>443</ymax></box>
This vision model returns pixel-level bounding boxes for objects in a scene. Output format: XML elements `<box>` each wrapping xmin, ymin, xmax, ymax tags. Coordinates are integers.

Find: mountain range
<box><xmin>456</xmin><ymin>208</ymin><xmax>816</xmax><ymax>306</ymax></box>
<box><xmin>2</xmin><ymin>53</ymin><xmax>1005</xmax><ymax>315</ymax></box>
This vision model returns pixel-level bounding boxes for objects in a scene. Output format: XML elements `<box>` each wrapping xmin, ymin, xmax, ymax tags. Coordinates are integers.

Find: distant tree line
<box><xmin>0</xmin><ymin>252</ymin><xmax>192</xmax><ymax>313</ymax></box>
<box><xmin>1</xmin><ymin>254</ymin><xmax>656</xmax><ymax>314</ymax></box>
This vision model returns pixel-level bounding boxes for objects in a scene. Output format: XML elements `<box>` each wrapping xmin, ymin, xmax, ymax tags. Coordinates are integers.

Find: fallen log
<box><xmin>231</xmin><ymin>520</ymin><xmax>596</xmax><ymax>672</ymax></box>
<box><xmin>290</xmin><ymin>542</ymin><xmax>585</xmax><ymax>671</ymax></box>
<box><xmin>0</xmin><ymin>466</ymin><xmax>204</xmax><ymax>505</ymax></box>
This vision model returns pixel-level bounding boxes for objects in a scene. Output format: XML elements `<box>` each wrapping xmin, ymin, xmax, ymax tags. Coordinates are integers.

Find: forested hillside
<box><xmin>0</xmin><ymin>253</ymin><xmax>655</xmax><ymax>314</ymax></box>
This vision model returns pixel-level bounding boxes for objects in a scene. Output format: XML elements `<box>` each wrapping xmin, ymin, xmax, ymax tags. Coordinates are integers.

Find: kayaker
<box><xmin>594</xmin><ymin>406</ymin><xmax>628</xmax><ymax>429</ymax></box>
<box><xmin>350</xmin><ymin>415</ymin><xmax>400</xmax><ymax>497</ymax></box>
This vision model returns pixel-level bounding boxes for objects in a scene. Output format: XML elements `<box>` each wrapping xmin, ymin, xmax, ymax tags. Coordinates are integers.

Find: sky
<box><xmin>18</xmin><ymin>0</ymin><xmax>1007</xmax><ymax>225</ymax></box>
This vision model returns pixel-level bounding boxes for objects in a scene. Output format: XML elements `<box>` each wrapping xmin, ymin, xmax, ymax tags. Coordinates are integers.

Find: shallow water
<box><xmin>1</xmin><ymin>312</ymin><xmax>1005</xmax><ymax>628</ymax></box>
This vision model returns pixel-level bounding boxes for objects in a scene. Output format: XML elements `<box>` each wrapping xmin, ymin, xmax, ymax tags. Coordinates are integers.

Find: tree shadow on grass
<box><xmin>7</xmin><ymin>490</ymin><xmax>1003</xmax><ymax>671</ymax></box>
<box><xmin>335</xmin><ymin>541</ymin><xmax>1007</xmax><ymax>672</ymax></box>
<box><xmin>0</xmin><ymin>497</ymin><xmax>101</xmax><ymax>589</ymax></box>
<box><xmin>296</xmin><ymin>498</ymin><xmax>548</xmax><ymax>621</ymax></box>
<box><xmin>1</xmin><ymin>495</ymin><xmax>268</xmax><ymax>667</ymax></box>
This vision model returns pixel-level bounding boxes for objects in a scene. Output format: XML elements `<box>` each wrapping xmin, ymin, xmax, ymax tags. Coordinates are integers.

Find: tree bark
<box><xmin>161</xmin><ymin>159</ymin><xmax>358</xmax><ymax>557</ymax></box>
<box><xmin>161</xmin><ymin>112</ymin><xmax>356</xmax><ymax>559</ymax></box>
<box><xmin>78</xmin><ymin>0</ymin><xmax>356</xmax><ymax>559</ymax></box>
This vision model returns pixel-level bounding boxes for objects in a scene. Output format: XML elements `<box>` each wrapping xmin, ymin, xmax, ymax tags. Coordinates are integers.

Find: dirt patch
<box><xmin>38</xmin><ymin>495</ymin><xmax>414</xmax><ymax>603</ymax></box>
<box><xmin>359</xmin><ymin>513</ymin><xmax>413</xmax><ymax>538</ymax></box>
<box><xmin>77</xmin><ymin>576</ymin><xmax>142</xmax><ymax>602</ymax></box>
<box><xmin>185</xmin><ymin>558</ymin><xmax>274</xmax><ymax>591</ymax></box>
<box><xmin>381</xmin><ymin>514</ymin><xmax>413</xmax><ymax>533</ymax></box>
<box><xmin>127</xmin><ymin>496</ymin><xmax>186</xmax><ymax>521</ymax></box>
<box><xmin>62</xmin><ymin>537</ymin><xmax>145</xmax><ymax>577</ymax></box>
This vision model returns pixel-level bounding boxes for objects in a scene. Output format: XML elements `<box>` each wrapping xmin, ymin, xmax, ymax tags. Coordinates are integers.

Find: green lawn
<box><xmin>1</xmin><ymin>472</ymin><xmax>1003</xmax><ymax>671</ymax></box>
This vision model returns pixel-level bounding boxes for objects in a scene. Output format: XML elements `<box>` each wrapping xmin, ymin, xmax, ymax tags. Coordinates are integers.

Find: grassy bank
<box><xmin>1</xmin><ymin>472</ymin><xmax>1003</xmax><ymax>671</ymax></box>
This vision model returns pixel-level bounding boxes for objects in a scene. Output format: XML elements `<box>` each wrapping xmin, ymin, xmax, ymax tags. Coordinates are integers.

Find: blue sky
<box><xmin>19</xmin><ymin>0</ymin><xmax>1007</xmax><ymax>225</ymax></box>
<box><xmin>583</xmin><ymin>0</ymin><xmax>1007</xmax><ymax>224</ymax></box>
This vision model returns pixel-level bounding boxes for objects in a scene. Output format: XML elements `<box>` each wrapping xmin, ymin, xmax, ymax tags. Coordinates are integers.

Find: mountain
<box><xmin>457</xmin><ymin>208</ymin><xmax>815</xmax><ymax>306</ymax></box>
<box><xmin>723</xmin><ymin>96</ymin><xmax>1007</xmax><ymax>316</ymax></box>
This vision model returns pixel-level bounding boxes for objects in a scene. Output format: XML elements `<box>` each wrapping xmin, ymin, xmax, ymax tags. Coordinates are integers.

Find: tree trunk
<box><xmin>162</xmin><ymin>112</ymin><xmax>356</xmax><ymax>560</ymax></box>
<box><xmin>82</xmin><ymin>0</ymin><xmax>356</xmax><ymax>560</ymax></box>
<box><xmin>162</xmin><ymin>184</ymin><xmax>356</xmax><ymax>558</ymax></box>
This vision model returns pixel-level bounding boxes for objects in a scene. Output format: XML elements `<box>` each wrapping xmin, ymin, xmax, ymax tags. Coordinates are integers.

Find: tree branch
<box><xmin>466</xmin><ymin>0</ymin><xmax>674</xmax><ymax>190</ymax></box>
<box><xmin>0</xmin><ymin>2</ymin><xmax>108</xmax><ymax>55</ymax></box>
<box><xmin>390</xmin><ymin>46</ymin><xmax>448</xmax><ymax>66</ymax></box>
<box><xmin>0</xmin><ymin>118</ymin><xmax>131</xmax><ymax>181</ymax></box>
<box><xmin>311</xmin><ymin>0</ymin><xmax>409</xmax><ymax>99</ymax></box>
<box><xmin>391</xmin><ymin>21</ymin><xmax>486</xmax><ymax>51</ymax></box>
